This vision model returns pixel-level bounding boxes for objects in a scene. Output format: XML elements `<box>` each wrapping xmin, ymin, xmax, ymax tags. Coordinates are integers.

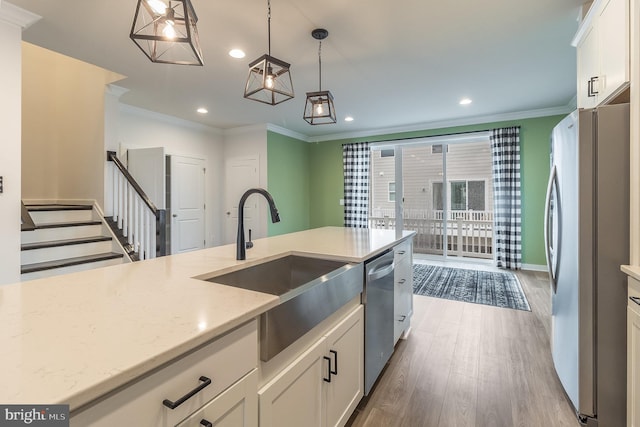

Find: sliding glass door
<box><xmin>370</xmin><ymin>135</ymin><xmax>493</xmax><ymax>261</ymax></box>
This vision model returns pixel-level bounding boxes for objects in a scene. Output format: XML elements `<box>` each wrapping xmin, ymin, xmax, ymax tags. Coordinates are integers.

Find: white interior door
<box><xmin>127</xmin><ymin>147</ymin><xmax>166</xmax><ymax>209</ymax></box>
<box><xmin>224</xmin><ymin>157</ymin><xmax>259</xmax><ymax>244</ymax></box>
<box><xmin>170</xmin><ymin>155</ymin><xmax>205</xmax><ymax>254</ymax></box>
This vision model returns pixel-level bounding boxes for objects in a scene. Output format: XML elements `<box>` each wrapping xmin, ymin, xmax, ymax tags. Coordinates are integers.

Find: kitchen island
<box><xmin>0</xmin><ymin>226</ymin><xmax>413</xmax><ymax>423</ymax></box>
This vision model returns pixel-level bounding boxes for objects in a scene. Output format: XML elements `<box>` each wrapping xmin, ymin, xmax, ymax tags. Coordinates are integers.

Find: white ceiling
<box><xmin>10</xmin><ymin>0</ymin><xmax>585</xmax><ymax>139</ymax></box>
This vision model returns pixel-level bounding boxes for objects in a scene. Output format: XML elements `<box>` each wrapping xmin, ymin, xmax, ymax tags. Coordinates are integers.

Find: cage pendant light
<box><xmin>304</xmin><ymin>29</ymin><xmax>336</xmax><ymax>125</ymax></box>
<box><xmin>244</xmin><ymin>0</ymin><xmax>294</xmax><ymax>105</ymax></box>
<box><xmin>130</xmin><ymin>0</ymin><xmax>204</xmax><ymax>66</ymax></box>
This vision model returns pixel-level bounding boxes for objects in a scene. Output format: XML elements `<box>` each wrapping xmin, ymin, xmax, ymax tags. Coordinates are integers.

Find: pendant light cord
<box><xmin>318</xmin><ymin>40</ymin><xmax>322</xmax><ymax>91</ymax></box>
<box><xmin>267</xmin><ymin>0</ymin><xmax>271</xmax><ymax>55</ymax></box>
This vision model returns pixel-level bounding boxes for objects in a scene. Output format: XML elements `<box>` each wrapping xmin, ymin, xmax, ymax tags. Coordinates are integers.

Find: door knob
<box><xmin>172</xmin><ymin>214</ymin><xmax>178</xmax><ymax>218</ymax></box>
<box><xmin>226</xmin><ymin>211</ymin><xmax>231</xmax><ymax>216</ymax></box>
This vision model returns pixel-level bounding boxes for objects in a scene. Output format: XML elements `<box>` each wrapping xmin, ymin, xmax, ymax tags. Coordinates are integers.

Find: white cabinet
<box><xmin>70</xmin><ymin>320</ymin><xmax>257</xmax><ymax>427</ymax></box>
<box><xmin>575</xmin><ymin>0</ymin><xmax>630</xmax><ymax>107</ymax></box>
<box><xmin>259</xmin><ymin>305</ymin><xmax>364</xmax><ymax>427</ymax></box>
<box><xmin>177</xmin><ymin>370</ymin><xmax>258</xmax><ymax>427</ymax></box>
<box><xmin>628</xmin><ymin>277</ymin><xmax>640</xmax><ymax>427</ymax></box>
<box><xmin>324</xmin><ymin>305</ymin><xmax>364</xmax><ymax>427</ymax></box>
<box><xmin>394</xmin><ymin>239</ymin><xmax>413</xmax><ymax>344</ymax></box>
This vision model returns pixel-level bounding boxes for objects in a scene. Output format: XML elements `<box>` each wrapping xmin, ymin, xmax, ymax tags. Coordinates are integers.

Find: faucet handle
<box><xmin>245</xmin><ymin>228</ymin><xmax>254</xmax><ymax>249</ymax></box>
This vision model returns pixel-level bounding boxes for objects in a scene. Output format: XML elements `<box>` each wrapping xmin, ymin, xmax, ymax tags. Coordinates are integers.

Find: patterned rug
<box><xmin>413</xmin><ymin>264</ymin><xmax>530</xmax><ymax>311</ymax></box>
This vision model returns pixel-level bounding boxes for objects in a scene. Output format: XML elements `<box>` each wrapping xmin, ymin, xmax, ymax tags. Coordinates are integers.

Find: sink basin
<box><xmin>203</xmin><ymin>255</ymin><xmax>349</xmax><ymax>299</ymax></box>
<box><xmin>198</xmin><ymin>255</ymin><xmax>364</xmax><ymax>361</ymax></box>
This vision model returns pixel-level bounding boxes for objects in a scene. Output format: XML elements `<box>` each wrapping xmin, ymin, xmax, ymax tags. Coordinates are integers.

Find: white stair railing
<box><xmin>107</xmin><ymin>151</ymin><xmax>166</xmax><ymax>260</ymax></box>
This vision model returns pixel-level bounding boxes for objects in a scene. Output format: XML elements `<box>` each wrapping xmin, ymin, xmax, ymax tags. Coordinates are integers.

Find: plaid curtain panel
<box><xmin>490</xmin><ymin>127</ymin><xmax>522</xmax><ymax>269</ymax></box>
<box><xmin>343</xmin><ymin>142</ymin><xmax>370</xmax><ymax>228</ymax></box>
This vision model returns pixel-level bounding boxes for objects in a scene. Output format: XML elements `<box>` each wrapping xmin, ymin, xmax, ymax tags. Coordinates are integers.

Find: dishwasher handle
<box><xmin>367</xmin><ymin>260</ymin><xmax>394</xmax><ymax>281</ymax></box>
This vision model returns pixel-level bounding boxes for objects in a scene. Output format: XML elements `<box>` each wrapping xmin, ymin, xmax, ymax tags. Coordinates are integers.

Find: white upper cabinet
<box><xmin>574</xmin><ymin>0</ymin><xmax>630</xmax><ymax>107</ymax></box>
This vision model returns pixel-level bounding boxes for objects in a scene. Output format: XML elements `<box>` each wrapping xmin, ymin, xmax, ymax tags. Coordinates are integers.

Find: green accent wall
<box><xmin>307</xmin><ymin>115</ymin><xmax>566</xmax><ymax>266</ymax></box>
<box><xmin>267</xmin><ymin>131</ymin><xmax>311</xmax><ymax>236</ymax></box>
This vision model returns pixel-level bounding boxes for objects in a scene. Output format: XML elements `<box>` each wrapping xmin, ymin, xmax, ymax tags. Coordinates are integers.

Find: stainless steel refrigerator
<box><xmin>544</xmin><ymin>103</ymin><xmax>629</xmax><ymax>427</ymax></box>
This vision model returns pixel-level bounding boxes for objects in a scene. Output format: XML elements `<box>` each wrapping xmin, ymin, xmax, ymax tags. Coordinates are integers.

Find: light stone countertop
<box><xmin>622</xmin><ymin>265</ymin><xmax>640</xmax><ymax>281</ymax></box>
<box><xmin>0</xmin><ymin>227</ymin><xmax>413</xmax><ymax>411</ymax></box>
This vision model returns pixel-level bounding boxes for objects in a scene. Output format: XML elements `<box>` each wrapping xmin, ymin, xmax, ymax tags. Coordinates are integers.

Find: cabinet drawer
<box><xmin>176</xmin><ymin>370</ymin><xmax>258</xmax><ymax>427</ymax></box>
<box><xmin>71</xmin><ymin>320</ymin><xmax>257</xmax><ymax>427</ymax></box>
<box><xmin>394</xmin><ymin>239</ymin><xmax>412</xmax><ymax>263</ymax></box>
<box><xmin>629</xmin><ymin>277</ymin><xmax>640</xmax><ymax>315</ymax></box>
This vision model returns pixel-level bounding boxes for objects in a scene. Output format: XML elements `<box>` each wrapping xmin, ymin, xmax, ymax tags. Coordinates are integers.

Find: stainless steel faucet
<box><xmin>236</xmin><ymin>188</ymin><xmax>280</xmax><ymax>260</ymax></box>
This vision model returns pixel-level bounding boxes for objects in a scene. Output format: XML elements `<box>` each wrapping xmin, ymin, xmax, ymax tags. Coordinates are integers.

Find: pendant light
<box><xmin>130</xmin><ymin>0</ymin><xmax>204</xmax><ymax>66</ymax></box>
<box><xmin>244</xmin><ymin>0</ymin><xmax>294</xmax><ymax>105</ymax></box>
<box><xmin>304</xmin><ymin>29</ymin><xmax>336</xmax><ymax>125</ymax></box>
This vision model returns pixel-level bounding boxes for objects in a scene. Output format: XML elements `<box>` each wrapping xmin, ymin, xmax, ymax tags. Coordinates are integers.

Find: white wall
<box><xmin>0</xmin><ymin>3</ymin><xmax>39</xmax><ymax>285</ymax></box>
<box><xmin>107</xmin><ymin>103</ymin><xmax>225</xmax><ymax>247</ymax></box>
<box><xmin>222</xmin><ymin>125</ymin><xmax>268</xmax><ymax>242</ymax></box>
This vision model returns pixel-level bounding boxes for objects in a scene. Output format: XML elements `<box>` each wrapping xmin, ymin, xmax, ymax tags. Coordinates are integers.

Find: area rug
<box><xmin>413</xmin><ymin>264</ymin><xmax>530</xmax><ymax>311</ymax></box>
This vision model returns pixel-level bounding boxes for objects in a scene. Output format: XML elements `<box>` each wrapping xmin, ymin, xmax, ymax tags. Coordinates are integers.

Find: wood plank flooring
<box><xmin>347</xmin><ymin>270</ymin><xmax>579</xmax><ymax>427</ymax></box>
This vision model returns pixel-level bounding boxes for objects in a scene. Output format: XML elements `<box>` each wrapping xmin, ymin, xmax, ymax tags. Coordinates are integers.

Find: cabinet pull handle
<box><xmin>588</xmin><ymin>76</ymin><xmax>599</xmax><ymax>97</ymax></box>
<box><xmin>630</xmin><ymin>297</ymin><xmax>640</xmax><ymax>306</ymax></box>
<box><xmin>398</xmin><ymin>279</ymin><xmax>406</xmax><ymax>284</ymax></box>
<box><xmin>163</xmin><ymin>376</ymin><xmax>212</xmax><ymax>409</ymax></box>
<box><xmin>397</xmin><ymin>250</ymin><xmax>406</xmax><ymax>255</ymax></box>
<box><xmin>399</xmin><ymin>315</ymin><xmax>407</xmax><ymax>322</ymax></box>
<box><xmin>330</xmin><ymin>350</ymin><xmax>338</xmax><ymax>376</ymax></box>
<box><xmin>323</xmin><ymin>356</ymin><xmax>332</xmax><ymax>383</ymax></box>
<box><xmin>200</xmin><ymin>420</ymin><xmax>213</xmax><ymax>427</ymax></box>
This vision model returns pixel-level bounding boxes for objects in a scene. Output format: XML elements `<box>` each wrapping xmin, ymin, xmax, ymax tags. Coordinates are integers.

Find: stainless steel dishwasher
<box><xmin>364</xmin><ymin>249</ymin><xmax>395</xmax><ymax>395</ymax></box>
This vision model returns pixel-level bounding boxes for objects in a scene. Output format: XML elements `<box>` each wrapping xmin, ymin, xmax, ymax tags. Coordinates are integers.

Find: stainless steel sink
<box><xmin>198</xmin><ymin>255</ymin><xmax>363</xmax><ymax>361</ymax></box>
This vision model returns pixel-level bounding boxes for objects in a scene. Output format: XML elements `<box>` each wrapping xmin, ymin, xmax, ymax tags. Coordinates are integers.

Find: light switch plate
<box><xmin>339</xmin><ymin>199</ymin><xmax>344</xmax><ymax>206</ymax></box>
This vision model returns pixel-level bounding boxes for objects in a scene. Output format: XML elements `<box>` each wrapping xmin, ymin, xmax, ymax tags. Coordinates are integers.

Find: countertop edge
<box><xmin>622</xmin><ymin>265</ymin><xmax>640</xmax><ymax>281</ymax></box>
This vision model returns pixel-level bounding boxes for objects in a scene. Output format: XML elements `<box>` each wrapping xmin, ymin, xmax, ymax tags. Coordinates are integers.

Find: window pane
<box><xmin>468</xmin><ymin>181</ymin><xmax>485</xmax><ymax>210</ymax></box>
<box><xmin>450</xmin><ymin>181</ymin><xmax>466</xmax><ymax>211</ymax></box>
<box><xmin>381</xmin><ymin>149</ymin><xmax>395</xmax><ymax>157</ymax></box>
<box><xmin>432</xmin><ymin>182</ymin><xmax>443</xmax><ymax>210</ymax></box>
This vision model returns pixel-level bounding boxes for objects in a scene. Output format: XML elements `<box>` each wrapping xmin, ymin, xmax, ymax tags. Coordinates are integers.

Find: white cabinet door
<box><xmin>597</xmin><ymin>0</ymin><xmax>629</xmax><ymax>101</ymax></box>
<box><xmin>177</xmin><ymin>370</ymin><xmax>258</xmax><ymax>427</ymax></box>
<box><xmin>577</xmin><ymin>22</ymin><xmax>600</xmax><ymax>108</ymax></box>
<box><xmin>259</xmin><ymin>337</ymin><xmax>326</xmax><ymax>427</ymax></box>
<box><xmin>628</xmin><ymin>296</ymin><xmax>640</xmax><ymax>427</ymax></box>
<box><xmin>575</xmin><ymin>0</ymin><xmax>629</xmax><ymax>108</ymax></box>
<box><xmin>325</xmin><ymin>306</ymin><xmax>364</xmax><ymax>427</ymax></box>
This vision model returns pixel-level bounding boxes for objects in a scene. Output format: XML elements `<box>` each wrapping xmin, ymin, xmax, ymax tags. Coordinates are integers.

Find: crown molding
<box><xmin>222</xmin><ymin>123</ymin><xmax>268</xmax><ymax>137</ymax></box>
<box><xmin>106</xmin><ymin>84</ymin><xmax>130</xmax><ymax>99</ymax></box>
<box><xmin>119</xmin><ymin>103</ymin><xmax>223</xmax><ymax>135</ymax></box>
<box><xmin>0</xmin><ymin>2</ymin><xmax>41</xmax><ymax>29</ymax></box>
<box><xmin>308</xmin><ymin>104</ymin><xmax>574</xmax><ymax>142</ymax></box>
<box><xmin>265</xmin><ymin>123</ymin><xmax>309</xmax><ymax>142</ymax></box>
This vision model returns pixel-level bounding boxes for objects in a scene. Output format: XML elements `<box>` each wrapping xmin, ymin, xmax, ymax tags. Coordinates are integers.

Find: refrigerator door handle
<box><xmin>544</xmin><ymin>165</ymin><xmax>559</xmax><ymax>293</ymax></box>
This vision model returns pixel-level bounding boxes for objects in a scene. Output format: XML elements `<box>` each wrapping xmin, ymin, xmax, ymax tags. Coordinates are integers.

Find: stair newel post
<box><xmin>157</xmin><ymin>209</ymin><xmax>166</xmax><ymax>256</ymax></box>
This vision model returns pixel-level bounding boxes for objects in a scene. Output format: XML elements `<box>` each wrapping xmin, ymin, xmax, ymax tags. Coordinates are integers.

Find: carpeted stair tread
<box><xmin>21</xmin><ymin>236</ymin><xmax>112</xmax><ymax>251</ymax></box>
<box><xmin>21</xmin><ymin>252</ymin><xmax>124</xmax><ymax>274</ymax></box>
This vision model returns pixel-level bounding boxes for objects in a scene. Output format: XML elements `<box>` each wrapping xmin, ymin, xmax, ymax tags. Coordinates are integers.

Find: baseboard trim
<box><xmin>521</xmin><ymin>263</ymin><xmax>547</xmax><ymax>272</ymax></box>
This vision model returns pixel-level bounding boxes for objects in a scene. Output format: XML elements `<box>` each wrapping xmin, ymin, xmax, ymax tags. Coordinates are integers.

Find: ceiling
<box><xmin>10</xmin><ymin>0</ymin><xmax>585</xmax><ymax>139</ymax></box>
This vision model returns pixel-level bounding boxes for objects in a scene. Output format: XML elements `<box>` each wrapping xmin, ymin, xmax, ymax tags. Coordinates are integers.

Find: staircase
<box><xmin>21</xmin><ymin>203</ymin><xmax>129</xmax><ymax>281</ymax></box>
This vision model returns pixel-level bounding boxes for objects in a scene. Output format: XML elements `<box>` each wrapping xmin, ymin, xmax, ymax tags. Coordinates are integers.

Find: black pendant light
<box><xmin>130</xmin><ymin>0</ymin><xmax>204</xmax><ymax>66</ymax></box>
<box><xmin>304</xmin><ymin>29</ymin><xmax>336</xmax><ymax>125</ymax></box>
<box><xmin>244</xmin><ymin>0</ymin><xmax>294</xmax><ymax>105</ymax></box>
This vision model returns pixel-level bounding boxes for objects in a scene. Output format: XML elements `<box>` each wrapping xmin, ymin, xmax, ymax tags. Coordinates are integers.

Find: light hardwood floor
<box><xmin>347</xmin><ymin>270</ymin><xmax>580</xmax><ymax>427</ymax></box>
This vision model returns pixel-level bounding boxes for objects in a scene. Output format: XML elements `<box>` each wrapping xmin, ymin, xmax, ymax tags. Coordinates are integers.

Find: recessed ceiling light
<box><xmin>345</xmin><ymin>116</ymin><xmax>354</xmax><ymax>122</ymax></box>
<box><xmin>459</xmin><ymin>98</ymin><xmax>472</xmax><ymax>105</ymax></box>
<box><xmin>229</xmin><ymin>49</ymin><xmax>246</xmax><ymax>59</ymax></box>
<box><xmin>197</xmin><ymin>107</ymin><xmax>208</xmax><ymax>114</ymax></box>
